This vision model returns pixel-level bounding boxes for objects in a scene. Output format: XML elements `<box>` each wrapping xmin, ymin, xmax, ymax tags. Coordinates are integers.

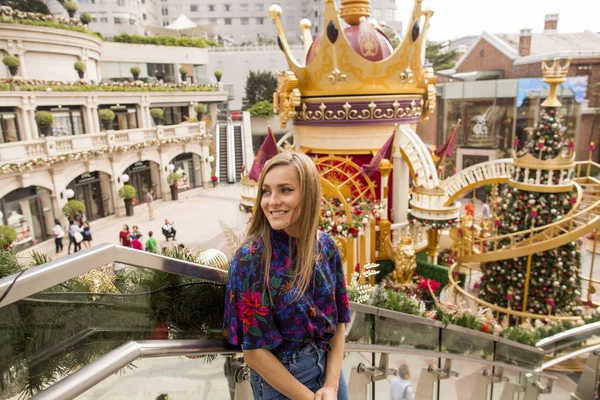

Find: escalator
<box><xmin>0</xmin><ymin>244</ymin><xmax>580</xmax><ymax>399</ymax></box>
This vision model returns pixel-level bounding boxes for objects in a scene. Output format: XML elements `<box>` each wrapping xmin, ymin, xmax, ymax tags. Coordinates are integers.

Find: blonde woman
<box><xmin>223</xmin><ymin>152</ymin><xmax>351</xmax><ymax>400</ymax></box>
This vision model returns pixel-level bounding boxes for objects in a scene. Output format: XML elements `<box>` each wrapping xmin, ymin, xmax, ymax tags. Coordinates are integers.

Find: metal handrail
<box><xmin>31</xmin><ymin>339</ymin><xmax>558</xmax><ymax>399</ymax></box>
<box><xmin>536</xmin><ymin>321</ymin><xmax>600</xmax><ymax>352</ymax></box>
<box><xmin>0</xmin><ymin>243</ymin><xmax>228</xmax><ymax>308</ymax></box>
<box><xmin>538</xmin><ymin>343</ymin><xmax>600</xmax><ymax>371</ymax></box>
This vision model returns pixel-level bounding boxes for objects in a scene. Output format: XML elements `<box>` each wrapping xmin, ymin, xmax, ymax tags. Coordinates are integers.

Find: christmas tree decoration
<box><xmin>479</xmin><ymin>58</ymin><xmax>583</xmax><ymax>317</ymax></box>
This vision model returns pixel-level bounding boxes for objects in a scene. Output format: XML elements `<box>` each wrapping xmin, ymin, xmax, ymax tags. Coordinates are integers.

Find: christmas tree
<box><xmin>479</xmin><ymin>60</ymin><xmax>582</xmax><ymax>316</ymax></box>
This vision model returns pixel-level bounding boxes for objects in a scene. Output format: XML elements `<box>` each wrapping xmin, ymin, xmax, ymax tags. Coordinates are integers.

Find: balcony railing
<box><xmin>0</xmin><ymin>122</ymin><xmax>208</xmax><ymax>165</ymax></box>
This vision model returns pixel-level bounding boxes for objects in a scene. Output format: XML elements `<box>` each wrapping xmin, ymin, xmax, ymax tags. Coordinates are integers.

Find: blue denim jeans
<box><xmin>249</xmin><ymin>343</ymin><xmax>349</xmax><ymax>400</ymax></box>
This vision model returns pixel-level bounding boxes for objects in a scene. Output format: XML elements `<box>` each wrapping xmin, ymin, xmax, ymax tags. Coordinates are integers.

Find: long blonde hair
<box><xmin>246</xmin><ymin>152</ymin><xmax>322</xmax><ymax>301</ymax></box>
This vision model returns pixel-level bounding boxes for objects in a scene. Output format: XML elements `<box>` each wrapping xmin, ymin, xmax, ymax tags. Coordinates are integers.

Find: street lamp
<box><xmin>121</xmin><ymin>174</ymin><xmax>130</xmax><ymax>183</ymax></box>
<box><xmin>65</xmin><ymin>189</ymin><xmax>75</xmax><ymax>199</ymax></box>
<box><xmin>167</xmin><ymin>164</ymin><xmax>175</xmax><ymax>173</ymax></box>
<box><xmin>207</xmin><ymin>155</ymin><xmax>215</xmax><ymax>163</ymax></box>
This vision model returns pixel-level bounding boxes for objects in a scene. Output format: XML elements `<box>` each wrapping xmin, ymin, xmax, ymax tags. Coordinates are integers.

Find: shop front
<box><xmin>171</xmin><ymin>153</ymin><xmax>202</xmax><ymax>191</ymax></box>
<box><xmin>37</xmin><ymin>106</ymin><xmax>86</xmax><ymax>137</ymax></box>
<box><xmin>98</xmin><ymin>104</ymin><xmax>138</xmax><ymax>130</ymax></box>
<box><xmin>123</xmin><ymin>161</ymin><xmax>162</xmax><ymax>204</ymax></box>
<box><xmin>0</xmin><ymin>186</ymin><xmax>55</xmax><ymax>248</ymax></box>
<box><xmin>67</xmin><ymin>172</ymin><xmax>114</xmax><ymax>221</ymax></box>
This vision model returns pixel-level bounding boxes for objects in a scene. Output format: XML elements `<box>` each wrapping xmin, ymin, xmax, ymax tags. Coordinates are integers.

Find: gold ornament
<box><xmin>198</xmin><ymin>249</ymin><xmax>230</xmax><ymax>270</ymax></box>
<box><xmin>273</xmin><ymin>71</ymin><xmax>301</xmax><ymax>128</ymax></box>
<box><xmin>75</xmin><ymin>268</ymin><xmax>118</xmax><ymax>294</ymax></box>
<box><xmin>384</xmin><ymin>236</ymin><xmax>416</xmax><ymax>285</ymax></box>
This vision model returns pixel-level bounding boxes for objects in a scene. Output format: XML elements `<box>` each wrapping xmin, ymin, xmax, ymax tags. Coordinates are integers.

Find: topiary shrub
<box><xmin>0</xmin><ymin>225</ymin><xmax>17</xmax><ymax>248</ymax></box>
<box><xmin>248</xmin><ymin>100</ymin><xmax>275</xmax><ymax>118</ymax></box>
<box><xmin>98</xmin><ymin>109</ymin><xmax>115</xmax><ymax>121</ymax></box>
<box><xmin>74</xmin><ymin>61</ymin><xmax>86</xmax><ymax>71</ymax></box>
<box><xmin>194</xmin><ymin>103</ymin><xmax>207</xmax><ymax>117</ymax></box>
<box><xmin>2</xmin><ymin>56</ymin><xmax>20</xmax><ymax>68</ymax></box>
<box><xmin>62</xmin><ymin>199</ymin><xmax>86</xmax><ymax>218</ymax></box>
<box><xmin>179</xmin><ymin>66</ymin><xmax>188</xmax><ymax>75</ymax></box>
<box><xmin>35</xmin><ymin>111</ymin><xmax>54</xmax><ymax>126</ymax></box>
<box><xmin>214</xmin><ymin>69</ymin><xmax>223</xmax><ymax>82</ymax></box>
<box><xmin>63</xmin><ymin>0</ymin><xmax>78</xmax><ymax>11</ymax></box>
<box><xmin>167</xmin><ymin>172</ymin><xmax>181</xmax><ymax>186</ymax></box>
<box><xmin>80</xmin><ymin>12</ymin><xmax>92</xmax><ymax>25</ymax></box>
<box><xmin>150</xmin><ymin>108</ymin><xmax>164</xmax><ymax>123</ymax></box>
<box><xmin>130</xmin><ymin>66</ymin><xmax>141</xmax><ymax>78</ymax></box>
<box><xmin>118</xmin><ymin>184</ymin><xmax>136</xmax><ymax>200</ymax></box>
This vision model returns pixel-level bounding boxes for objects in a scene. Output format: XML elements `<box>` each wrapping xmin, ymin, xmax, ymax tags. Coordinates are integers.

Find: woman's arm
<box><xmin>243</xmin><ymin>348</ymin><xmax>314</xmax><ymax>400</ymax></box>
<box><xmin>322</xmin><ymin>323</ymin><xmax>345</xmax><ymax>392</ymax></box>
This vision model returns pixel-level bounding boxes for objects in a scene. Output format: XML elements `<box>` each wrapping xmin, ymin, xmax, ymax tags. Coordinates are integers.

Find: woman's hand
<box><xmin>314</xmin><ymin>385</ymin><xmax>337</xmax><ymax>400</ymax></box>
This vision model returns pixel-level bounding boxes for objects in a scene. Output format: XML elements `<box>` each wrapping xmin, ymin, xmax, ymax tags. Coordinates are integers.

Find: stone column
<box><xmin>188</xmin><ymin>101</ymin><xmax>197</xmax><ymax>121</ymax></box>
<box><xmin>17</xmin><ymin>105</ymin><xmax>31</xmax><ymax>141</ymax></box>
<box><xmin>200</xmin><ymin>139</ymin><xmax>213</xmax><ymax>187</ymax></box>
<box><xmin>158</xmin><ymin>149</ymin><xmax>172</xmax><ymax>200</ymax></box>
<box><xmin>209</xmin><ymin>103</ymin><xmax>219</xmax><ymax>135</ymax></box>
<box><xmin>109</xmin><ymin>157</ymin><xmax>125</xmax><ymax>216</ymax></box>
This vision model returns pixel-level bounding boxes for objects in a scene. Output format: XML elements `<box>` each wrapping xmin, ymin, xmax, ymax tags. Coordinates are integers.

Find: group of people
<box><xmin>51</xmin><ymin>210</ymin><xmax>92</xmax><ymax>255</ymax></box>
<box><xmin>119</xmin><ymin>224</ymin><xmax>158</xmax><ymax>252</ymax></box>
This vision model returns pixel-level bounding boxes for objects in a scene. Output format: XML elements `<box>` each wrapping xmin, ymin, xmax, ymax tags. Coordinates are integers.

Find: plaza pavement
<box><xmin>17</xmin><ymin>183</ymin><xmax>251</xmax><ymax>265</ymax></box>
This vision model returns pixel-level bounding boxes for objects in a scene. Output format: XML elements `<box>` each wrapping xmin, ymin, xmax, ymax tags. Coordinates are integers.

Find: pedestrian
<box><xmin>132</xmin><ymin>237</ymin><xmax>143</xmax><ymax>250</ymax></box>
<box><xmin>119</xmin><ymin>224</ymin><xmax>132</xmax><ymax>247</ymax></box>
<box><xmin>222</xmin><ymin>152</ymin><xmax>351</xmax><ymax>400</ymax></box>
<box><xmin>68</xmin><ymin>217</ymin><xmax>82</xmax><ymax>254</ymax></box>
<box><xmin>75</xmin><ymin>209</ymin><xmax>86</xmax><ymax>225</ymax></box>
<box><xmin>145</xmin><ymin>231</ymin><xmax>157</xmax><ymax>253</ymax></box>
<box><xmin>146</xmin><ymin>188</ymin><xmax>155</xmax><ymax>221</ymax></box>
<box><xmin>51</xmin><ymin>218</ymin><xmax>64</xmax><ymax>254</ymax></box>
<box><xmin>390</xmin><ymin>364</ymin><xmax>414</xmax><ymax>400</ymax></box>
<box><xmin>162</xmin><ymin>219</ymin><xmax>176</xmax><ymax>241</ymax></box>
<box><xmin>80</xmin><ymin>217</ymin><xmax>93</xmax><ymax>249</ymax></box>
<box><xmin>131</xmin><ymin>225</ymin><xmax>143</xmax><ymax>240</ymax></box>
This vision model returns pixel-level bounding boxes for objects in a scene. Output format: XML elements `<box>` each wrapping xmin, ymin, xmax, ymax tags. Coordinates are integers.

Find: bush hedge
<box><xmin>0</xmin><ymin>79</ymin><xmax>218</xmax><ymax>93</ymax></box>
<box><xmin>73</xmin><ymin>61</ymin><xmax>86</xmax><ymax>71</ymax></box>
<box><xmin>62</xmin><ymin>199</ymin><xmax>86</xmax><ymax>218</ymax></box>
<box><xmin>62</xmin><ymin>1</ymin><xmax>78</xmax><ymax>11</ymax></box>
<box><xmin>179</xmin><ymin>66</ymin><xmax>187</xmax><ymax>75</ymax></box>
<box><xmin>113</xmin><ymin>33</ymin><xmax>210</xmax><ymax>48</ymax></box>
<box><xmin>34</xmin><ymin>111</ymin><xmax>54</xmax><ymax>126</ymax></box>
<box><xmin>98</xmin><ymin>109</ymin><xmax>115</xmax><ymax>121</ymax></box>
<box><xmin>0</xmin><ymin>225</ymin><xmax>17</xmax><ymax>248</ymax></box>
<box><xmin>248</xmin><ymin>100</ymin><xmax>275</xmax><ymax>118</ymax></box>
<box><xmin>150</xmin><ymin>108</ymin><xmax>164</xmax><ymax>120</ymax></box>
<box><xmin>118</xmin><ymin>184</ymin><xmax>136</xmax><ymax>200</ymax></box>
<box><xmin>0</xmin><ymin>16</ymin><xmax>103</xmax><ymax>39</ymax></box>
<box><xmin>80</xmin><ymin>12</ymin><xmax>92</xmax><ymax>25</ymax></box>
<box><xmin>167</xmin><ymin>172</ymin><xmax>181</xmax><ymax>186</ymax></box>
<box><xmin>2</xmin><ymin>56</ymin><xmax>20</xmax><ymax>68</ymax></box>
<box><xmin>130</xmin><ymin>66</ymin><xmax>141</xmax><ymax>75</ymax></box>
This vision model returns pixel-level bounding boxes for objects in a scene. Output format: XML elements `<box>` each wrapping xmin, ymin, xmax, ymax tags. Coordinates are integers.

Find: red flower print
<box><xmin>237</xmin><ymin>290</ymin><xmax>269</xmax><ymax>333</ymax></box>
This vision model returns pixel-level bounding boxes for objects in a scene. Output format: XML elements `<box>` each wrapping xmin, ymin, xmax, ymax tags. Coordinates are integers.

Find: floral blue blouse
<box><xmin>222</xmin><ymin>229</ymin><xmax>351</xmax><ymax>358</ymax></box>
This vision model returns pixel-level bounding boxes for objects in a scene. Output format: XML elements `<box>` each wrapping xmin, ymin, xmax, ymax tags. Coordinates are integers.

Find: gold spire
<box><xmin>541</xmin><ymin>58</ymin><xmax>571</xmax><ymax>108</ymax></box>
<box><xmin>340</xmin><ymin>0</ymin><xmax>371</xmax><ymax>26</ymax></box>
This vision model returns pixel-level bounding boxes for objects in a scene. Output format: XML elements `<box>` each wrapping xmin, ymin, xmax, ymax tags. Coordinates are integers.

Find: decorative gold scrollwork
<box><xmin>274</xmin><ymin>71</ymin><xmax>302</xmax><ymax>128</ymax></box>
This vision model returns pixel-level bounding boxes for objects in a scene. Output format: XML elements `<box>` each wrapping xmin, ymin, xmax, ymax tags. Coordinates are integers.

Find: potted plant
<box><xmin>150</xmin><ymin>108</ymin><xmax>164</xmax><ymax>126</ymax></box>
<box><xmin>211</xmin><ymin>175</ymin><xmax>219</xmax><ymax>187</ymax></box>
<box><xmin>130</xmin><ymin>66</ymin><xmax>141</xmax><ymax>80</ymax></box>
<box><xmin>179</xmin><ymin>66</ymin><xmax>188</xmax><ymax>81</ymax></box>
<box><xmin>0</xmin><ymin>225</ymin><xmax>17</xmax><ymax>250</ymax></box>
<box><xmin>98</xmin><ymin>109</ymin><xmax>115</xmax><ymax>130</ymax></box>
<box><xmin>35</xmin><ymin>111</ymin><xmax>54</xmax><ymax>136</ymax></box>
<box><xmin>63</xmin><ymin>0</ymin><xmax>78</xmax><ymax>18</ymax></box>
<box><xmin>3</xmin><ymin>56</ymin><xmax>20</xmax><ymax>76</ymax></box>
<box><xmin>214</xmin><ymin>69</ymin><xmax>223</xmax><ymax>83</ymax></box>
<box><xmin>62</xmin><ymin>199</ymin><xmax>86</xmax><ymax>218</ymax></box>
<box><xmin>80</xmin><ymin>12</ymin><xmax>92</xmax><ymax>25</ymax></box>
<box><xmin>74</xmin><ymin>61</ymin><xmax>86</xmax><ymax>79</ymax></box>
<box><xmin>118</xmin><ymin>184</ymin><xmax>137</xmax><ymax>216</ymax></box>
<box><xmin>194</xmin><ymin>103</ymin><xmax>206</xmax><ymax>120</ymax></box>
<box><xmin>167</xmin><ymin>172</ymin><xmax>181</xmax><ymax>200</ymax></box>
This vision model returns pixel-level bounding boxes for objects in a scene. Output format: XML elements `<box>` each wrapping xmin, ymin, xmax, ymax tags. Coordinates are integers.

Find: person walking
<box><xmin>146</xmin><ymin>188</ymin><xmax>155</xmax><ymax>221</ymax></box>
<box><xmin>145</xmin><ymin>231</ymin><xmax>157</xmax><ymax>253</ymax></box>
<box><xmin>222</xmin><ymin>152</ymin><xmax>351</xmax><ymax>400</ymax></box>
<box><xmin>119</xmin><ymin>224</ymin><xmax>132</xmax><ymax>247</ymax></box>
<box><xmin>51</xmin><ymin>219</ymin><xmax>64</xmax><ymax>254</ymax></box>
<box><xmin>390</xmin><ymin>364</ymin><xmax>414</xmax><ymax>400</ymax></box>
<box><xmin>68</xmin><ymin>218</ymin><xmax>82</xmax><ymax>254</ymax></box>
<box><xmin>80</xmin><ymin>217</ymin><xmax>93</xmax><ymax>249</ymax></box>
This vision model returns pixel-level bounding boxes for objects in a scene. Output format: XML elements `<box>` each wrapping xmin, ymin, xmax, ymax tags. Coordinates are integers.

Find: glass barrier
<box><xmin>0</xmin><ymin>264</ymin><xmax>226</xmax><ymax>398</ymax></box>
<box><xmin>374</xmin><ymin>310</ymin><xmax>441</xmax><ymax>352</ymax></box>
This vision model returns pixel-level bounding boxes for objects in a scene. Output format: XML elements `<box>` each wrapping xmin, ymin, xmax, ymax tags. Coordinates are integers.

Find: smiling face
<box><xmin>260</xmin><ymin>165</ymin><xmax>302</xmax><ymax>237</ymax></box>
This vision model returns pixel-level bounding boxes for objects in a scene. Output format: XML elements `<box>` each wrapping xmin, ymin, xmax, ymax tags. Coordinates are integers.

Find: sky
<box><xmin>395</xmin><ymin>0</ymin><xmax>599</xmax><ymax>42</ymax></box>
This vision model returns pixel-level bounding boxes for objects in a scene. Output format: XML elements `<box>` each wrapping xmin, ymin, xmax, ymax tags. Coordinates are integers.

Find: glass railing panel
<box><xmin>374</xmin><ymin>309</ymin><xmax>442</xmax><ymax>351</ymax></box>
<box><xmin>436</xmin><ymin>359</ymin><xmax>488</xmax><ymax>400</ymax></box>
<box><xmin>489</xmin><ymin>368</ymin><xmax>525</xmax><ymax>400</ymax></box>
<box><xmin>75</xmin><ymin>354</ymin><xmax>241</xmax><ymax>400</ymax></box>
<box><xmin>441</xmin><ymin>325</ymin><xmax>495</xmax><ymax>360</ymax></box>
<box><xmin>494</xmin><ymin>339</ymin><xmax>545</xmax><ymax>370</ymax></box>
<box><xmin>373</xmin><ymin>353</ymin><xmax>440</xmax><ymax>400</ymax></box>
<box><xmin>0</xmin><ymin>264</ymin><xmax>226</xmax><ymax>398</ymax></box>
<box><xmin>347</xmin><ymin>304</ymin><xmax>376</xmax><ymax>344</ymax></box>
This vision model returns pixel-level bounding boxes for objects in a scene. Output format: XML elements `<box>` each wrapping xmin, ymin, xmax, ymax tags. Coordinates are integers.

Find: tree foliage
<box><xmin>243</xmin><ymin>70</ymin><xmax>277</xmax><ymax>110</ymax></box>
<box><xmin>248</xmin><ymin>100</ymin><xmax>275</xmax><ymax>118</ymax></box>
<box><xmin>6</xmin><ymin>0</ymin><xmax>50</xmax><ymax>14</ymax></box>
<box><xmin>425</xmin><ymin>41</ymin><xmax>456</xmax><ymax>71</ymax></box>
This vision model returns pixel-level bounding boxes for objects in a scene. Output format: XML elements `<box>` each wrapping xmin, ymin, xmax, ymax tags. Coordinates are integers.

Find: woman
<box><xmin>67</xmin><ymin>217</ymin><xmax>82</xmax><ymax>254</ymax></box>
<box><xmin>119</xmin><ymin>224</ymin><xmax>132</xmax><ymax>247</ymax></box>
<box><xmin>131</xmin><ymin>225</ymin><xmax>143</xmax><ymax>241</ymax></box>
<box><xmin>80</xmin><ymin>217</ymin><xmax>93</xmax><ymax>249</ymax></box>
<box><xmin>51</xmin><ymin>218</ymin><xmax>64</xmax><ymax>254</ymax></box>
<box><xmin>222</xmin><ymin>152</ymin><xmax>351</xmax><ymax>400</ymax></box>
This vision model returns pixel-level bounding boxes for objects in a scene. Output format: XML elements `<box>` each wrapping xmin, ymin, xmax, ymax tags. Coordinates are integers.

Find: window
<box><xmin>98</xmin><ymin>12</ymin><xmax>108</xmax><ymax>22</ymax></box>
<box><xmin>240</xmin><ymin>3</ymin><xmax>248</xmax><ymax>11</ymax></box>
<box><xmin>208</xmin><ymin>4</ymin><xmax>215</xmax><ymax>11</ymax></box>
<box><xmin>208</xmin><ymin>18</ymin><xmax>217</xmax><ymax>24</ymax></box>
<box><xmin>190</xmin><ymin>4</ymin><xmax>197</xmax><ymax>11</ymax></box>
<box><xmin>143</xmin><ymin>13</ymin><xmax>147</xmax><ymax>20</ymax></box>
<box><xmin>255</xmin><ymin>3</ymin><xmax>264</xmax><ymax>11</ymax></box>
<box><xmin>223</xmin><ymin>4</ymin><xmax>231</xmax><ymax>11</ymax></box>
<box><xmin>0</xmin><ymin>112</ymin><xmax>19</xmax><ymax>143</ymax></box>
<box><xmin>162</xmin><ymin>21</ymin><xmax>168</xmax><ymax>26</ymax></box>
<box><xmin>161</xmin><ymin>7</ymin><xmax>168</xmax><ymax>15</ymax></box>
<box><xmin>240</xmin><ymin>17</ymin><xmax>249</xmax><ymax>25</ymax></box>
<box><xmin>117</xmin><ymin>0</ymin><xmax>125</xmax><ymax>6</ymax></box>
<box><xmin>224</xmin><ymin>18</ymin><xmax>232</xmax><ymax>25</ymax></box>
<box><xmin>256</xmin><ymin>17</ymin><xmax>264</xmax><ymax>25</ymax></box>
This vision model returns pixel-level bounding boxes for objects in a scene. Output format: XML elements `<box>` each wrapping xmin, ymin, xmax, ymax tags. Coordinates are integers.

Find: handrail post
<box><xmin>521</xmin><ymin>253</ymin><xmax>534</xmax><ymax>323</ymax></box>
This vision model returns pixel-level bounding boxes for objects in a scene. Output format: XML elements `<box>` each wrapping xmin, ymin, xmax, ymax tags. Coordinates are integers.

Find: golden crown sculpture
<box><xmin>541</xmin><ymin>58</ymin><xmax>572</xmax><ymax>108</ymax></box>
<box><xmin>270</xmin><ymin>0</ymin><xmax>436</xmax><ymax>128</ymax></box>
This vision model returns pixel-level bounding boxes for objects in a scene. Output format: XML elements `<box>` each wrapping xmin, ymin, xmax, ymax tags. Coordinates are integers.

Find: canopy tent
<box><xmin>145</xmin><ymin>14</ymin><xmax>214</xmax><ymax>39</ymax></box>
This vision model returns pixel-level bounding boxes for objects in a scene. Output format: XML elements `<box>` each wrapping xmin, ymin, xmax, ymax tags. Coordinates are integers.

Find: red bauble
<box><xmin>481</xmin><ymin>323</ymin><xmax>489</xmax><ymax>333</ymax></box>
